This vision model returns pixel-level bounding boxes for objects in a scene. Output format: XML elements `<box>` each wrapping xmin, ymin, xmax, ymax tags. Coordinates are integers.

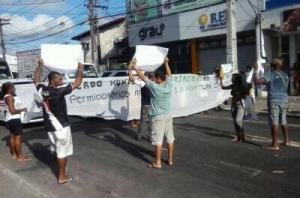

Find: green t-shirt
<box><xmin>145</xmin><ymin>78</ymin><xmax>172</xmax><ymax>117</ymax></box>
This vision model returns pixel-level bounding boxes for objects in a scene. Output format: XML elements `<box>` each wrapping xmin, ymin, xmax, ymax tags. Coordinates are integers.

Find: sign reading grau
<box><xmin>139</xmin><ymin>23</ymin><xmax>165</xmax><ymax>41</ymax></box>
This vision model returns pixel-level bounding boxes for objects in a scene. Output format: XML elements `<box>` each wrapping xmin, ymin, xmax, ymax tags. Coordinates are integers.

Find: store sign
<box><xmin>128</xmin><ymin>0</ymin><xmax>224</xmax><ymax>24</ymax></box>
<box><xmin>266</xmin><ymin>0</ymin><xmax>299</xmax><ymax>10</ymax></box>
<box><xmin>139</xmin><ymin>23</ymin><xmax>165</xmax><ymax>41</ymax></box>
<box><xmin>283</xmin><ymin>8</ymin><xmax>300</xmax><ymax>33</ymax></box>
<box><xmin>162</xmin><ymin>0</ymin><xmax>224</xmax><ymax>16</ymax></box>
<box><xmin>199</xmin><ymin>11</ymin><xmax>226</xmax><ymax>32</ymax></box>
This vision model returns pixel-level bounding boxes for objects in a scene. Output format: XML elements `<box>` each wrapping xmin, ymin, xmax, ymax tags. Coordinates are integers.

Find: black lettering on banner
<box><xmin>83</xmin><ymin>80</ymin><xmax>102</xmax><ymax>89</ymax></box>
<box><xmin>135</xmin><ymin>90</ymin><xmax>141</xmax><ymax>96</ymax></box>
<box><xmin>69</xmin><ymin>91</ymin><xmax>131</xmax><ymax>104</ymax></box>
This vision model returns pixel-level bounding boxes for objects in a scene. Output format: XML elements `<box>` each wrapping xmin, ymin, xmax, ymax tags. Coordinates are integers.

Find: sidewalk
<box><xmin>221</xmin><ymin>96</ymin><xmax>300</xmax><ymax>117</ymax></box>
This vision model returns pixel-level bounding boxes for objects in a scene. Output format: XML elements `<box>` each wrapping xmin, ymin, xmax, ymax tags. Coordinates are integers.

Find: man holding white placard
<box><xmin>33</xmin><ymin>59</ymin><xmax>84</xmax><ymax>184</ymax></box>
<box><xmin>132</xmin><ymin>57</ymin><xmax>174</xmax><ymax>169</ymax></box>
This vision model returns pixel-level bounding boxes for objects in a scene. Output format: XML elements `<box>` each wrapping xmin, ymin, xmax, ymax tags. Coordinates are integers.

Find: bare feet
<box><xmin>262</xmin><ymin>146</ymin><xmax>279</xmax><ymax>151</ymax></box>
<box><xmin>167</xmin><ymin>159</ymin><xmax>173</xmax><ymax>166</ymax></box>
<box><xmin>17</xmin><ymin>157</ymin><xmax>32</xmax><ymax>162</ymax></box>
<box><xmin>281</xmin><ymin>141</ymin><xmax>290</xmax><ymax>146</ymax></box>
<box><xmin>57</xmin><ymin>176</ymin><xmax>73</xmax><ymax>184</ymax></box>
<box><xmin>240</xmin><ymin>136</ymin><xmax>246</xmax><ymax>142</ymax></box>
<box><xmin>231</xmin><ymin>137</ymin><xmax>240</xmax><ymax>142</ymax></box>
<box><xmin>148</xmin><ymin>163</ymin><xmax>162</xmax><ymax>169</ymax></box>
<box><xmin>12</xmin><ymin>155</ymin><xmax>17</xmax><ymax>160</ymax></box>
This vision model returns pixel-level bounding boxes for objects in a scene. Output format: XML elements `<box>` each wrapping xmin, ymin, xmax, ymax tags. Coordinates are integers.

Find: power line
<box><xmin>5</xmin><ymin>3</ymin><xmax>84</xmax><ymax>36</ymax></box>
<box><xmin>0</xmin><ymin>0</ymin><xmax>64</xmax><ymax>6</ymax></box>
<box><xmin>6</xmin><ymin>19</ymin><xmax>87</xmax><ymax>45</ymax></box>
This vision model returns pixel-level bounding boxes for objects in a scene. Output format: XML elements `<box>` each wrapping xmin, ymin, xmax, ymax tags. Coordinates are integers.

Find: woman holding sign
<box><xmin>219</xmin><ymin>71</ymin><xmax>247</xmax><ymax>142</ymax></box>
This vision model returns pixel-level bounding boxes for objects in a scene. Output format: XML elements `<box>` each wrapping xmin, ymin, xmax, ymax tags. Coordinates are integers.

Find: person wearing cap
<box><xmin>253</xmin><ymin>59</ymin><xmax>290</xmax><ymax>150</ymax></box>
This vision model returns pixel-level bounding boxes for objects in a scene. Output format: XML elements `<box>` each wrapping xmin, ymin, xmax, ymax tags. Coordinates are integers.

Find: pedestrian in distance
<box><xmin>128</xmin><ymin>64</ymin><xmax>156</xmax><ymax>141</ymax></box>
<box><xmin>132</xmin><ymin>57</ymin><xmax>174</xmax><ymax>169</ymax></box>
<box><xmin>253</xmin><ymin>59</ymin><xmax>290</xmax><ymax>150</ymax></box>
<box><xmin>33</xmin><ymin>59</ymin><xmax>84</xmax><ymax>184</ymax></box>
<box><xmin>0</xmin><ymin>82</ymin><xmax>30</xmax><ymax>162</ymax></box>
<box><xmin>219</xmin><ymin>72</ymin><xmax>248</xmax><ymax>142</ymax></box>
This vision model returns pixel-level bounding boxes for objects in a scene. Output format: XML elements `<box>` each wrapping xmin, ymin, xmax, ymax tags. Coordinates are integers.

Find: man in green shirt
<box><xmin>131</xmin><ymin>57</ymin><xmax>174</xmax><ymax>169</ymax></box>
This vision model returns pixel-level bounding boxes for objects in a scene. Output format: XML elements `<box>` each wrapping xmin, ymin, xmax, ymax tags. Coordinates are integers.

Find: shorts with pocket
<box><xmin>6</xmin><ymin>119</ymin><xmax>23</xmax><ymax>136</ymax></box>
<box><xmin>268</xmin><ymin>103</ymin><xmax>288</xmax><ymax>125</ymax></box>
<box><xmin>48</xmin><ymin>126</ymin><xmax>73</xmax><ymax>158</ymax></box>
<box><xmin>150</xmin><ymin>115</ymin><xmax>175</xmax><ymax>146</ymax></box>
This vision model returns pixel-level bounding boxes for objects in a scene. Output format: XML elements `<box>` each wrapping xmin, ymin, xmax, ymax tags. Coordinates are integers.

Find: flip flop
<box><xmin>148</xmin><ymin>163</ymin><xmax>161</xmax><ymax>169</ymax></box>
<box><xmin>262</xmin><ymin>146</ymin><xmax>279</xmax><ymax>151</ymax></box>
<box><xmin>57</xmin><ymin>176</ymin><xmax>73</xmax><ymax>184</ymax></box>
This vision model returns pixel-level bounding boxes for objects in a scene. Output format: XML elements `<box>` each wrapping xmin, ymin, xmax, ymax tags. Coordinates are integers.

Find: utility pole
<box><xmin>88</xmin><ymin>0</ymin><xmax>97</xmax><ymax>64</ymax></box>
<box><xmin>226</xmin><ymin>0</ymin><xmax>238</xmax><ymax>72</ymax></box>
<box><xmin>0</xmin><ymin>18</ymin><xmax>10</xmax><ymax>61</ymax></box>
<box><xmin>87</xmin><ymin>1</ymin><xmax>107</xmax><ymax>66</ymax></box>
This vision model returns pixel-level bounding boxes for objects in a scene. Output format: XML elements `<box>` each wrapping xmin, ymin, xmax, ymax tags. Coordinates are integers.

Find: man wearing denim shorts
<box><xmin>253</xmin><ymin>59</ymin><xmax>290</xmax><ymax>150</ymax></box>
<box><xmin>133</xmin><ymin>57</ymin><xmax>174</xmax><ymax>168</ymax></box>
<box><xmin>34</xmin><ymin>59</ymin><xmax>83</xmax><ymax>183</ymax></box>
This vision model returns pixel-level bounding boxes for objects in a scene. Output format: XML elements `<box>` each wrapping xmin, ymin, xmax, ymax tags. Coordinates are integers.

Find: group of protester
<box><xmin>0</xmin><ymin>56</ymin><xmax>290</xmax><ymax>184</ymax></box>
<box><xmin>220</xmin><ymin>59</ymin><xmax>289</xmax><ymax>150</ymax></box>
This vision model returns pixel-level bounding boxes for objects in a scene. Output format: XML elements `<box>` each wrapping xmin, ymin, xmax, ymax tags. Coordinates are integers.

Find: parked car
<box><xmin>0</xmin><ymin>79</ymin><xmax>43</xmax><ymax>123</ymax></box>
<box><xmin>100</xmin><ymin>70</ymin><xmax>143</xmax><ymax>78</ymax></box>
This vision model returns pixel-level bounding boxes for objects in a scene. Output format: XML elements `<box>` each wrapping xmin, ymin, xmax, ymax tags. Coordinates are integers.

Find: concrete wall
<box><xmin>79</xmin><ymin>20</ymin><xmax>127</xmax><ymax>65</ymax></box>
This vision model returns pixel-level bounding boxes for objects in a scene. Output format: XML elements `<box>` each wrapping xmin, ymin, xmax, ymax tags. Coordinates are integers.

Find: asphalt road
<box><xmin>0</xmin><ymin>111</ymin><xmax>300</xmax><ymax>198</ymax></box>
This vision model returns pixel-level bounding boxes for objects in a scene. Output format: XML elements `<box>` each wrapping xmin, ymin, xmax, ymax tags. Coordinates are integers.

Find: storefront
<box><xmin>128</xmin><ymin>0</ymin><xmax>259</xmax><ymax>74</ymax></box>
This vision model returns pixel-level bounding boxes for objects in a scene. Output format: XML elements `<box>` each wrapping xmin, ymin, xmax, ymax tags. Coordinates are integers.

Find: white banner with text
<box><xmin>16</xmin><ymin>74</ymin><xmax>232</xmax><ymax>123</ymax></box>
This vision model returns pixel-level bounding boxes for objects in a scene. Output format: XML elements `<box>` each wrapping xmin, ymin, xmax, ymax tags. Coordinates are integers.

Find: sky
<box><xmin>0</xmin><ymin>0</ymin><xmax>126</xmax><ymax>55</ymax></box>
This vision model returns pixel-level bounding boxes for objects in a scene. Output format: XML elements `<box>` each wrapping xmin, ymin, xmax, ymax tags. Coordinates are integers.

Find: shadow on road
<box><xmin>1</xmin><ymin>127</ymin><xmax>57</xmax><ymax>179</ymax></box>
<box><xmin>71</xmin><ymin>118</ymin><xmax>154</xmax><ymax>164</ymax></box>
<box><xmin>174</xmin><ymin>122</ymin><xmax>262</xmax><ymax>147</ymax></box>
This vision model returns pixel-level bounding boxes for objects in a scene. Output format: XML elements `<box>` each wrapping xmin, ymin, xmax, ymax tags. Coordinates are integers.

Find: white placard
<box><xmin>41</xmin><ymin>44</ymin><xmax>84</xmax><ymax>73</ymax></box>
<box><xmin>133</xmin><ymin>45</ymin><xmax>169</xmax><ymax>71</ymax></box>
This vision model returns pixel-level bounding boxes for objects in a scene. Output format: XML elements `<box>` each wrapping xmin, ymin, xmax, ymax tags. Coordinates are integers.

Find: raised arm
<box><xmin>252</xmin><ymin>62</ymin><xmax>267</xmax><ymax>85</ymax></box>
<box><xmin>132</xmin><ymin>59</ymin><xmax>147</xmax><ymax>82</ymax></box>
<box><xmin>72</xmin><ymin>62</ymin><xmax>84</xmax><ymax>90</ymax></box>
<box><xmin>164</xmin><ymin>57</ymin><xmax>171</xmax><ymax>78</ymax></box>
<box><xmin>33</xmin><ymin>59</ymin><xmax>44</xmax><ymax>85</ymax></box>
<box><xmin>128</xmin><ymin>61</ymin><xmax>135</xmax><ymax>83</ymax></box>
